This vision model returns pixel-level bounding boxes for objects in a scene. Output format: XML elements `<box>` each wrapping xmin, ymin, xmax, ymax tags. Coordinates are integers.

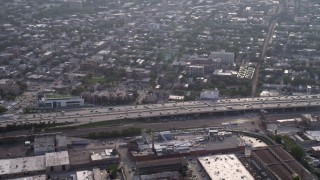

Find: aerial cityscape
<box><xmin>1</xmin><ymin>0</ymin><xmax>320</xmax><ymax>179</ymax></box>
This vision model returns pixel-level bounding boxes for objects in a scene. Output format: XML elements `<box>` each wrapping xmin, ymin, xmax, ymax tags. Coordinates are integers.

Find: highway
<box><xmin>1</xmin><ymin>94</ymin><xmax>320</xmax><ymax>127</ymax></box>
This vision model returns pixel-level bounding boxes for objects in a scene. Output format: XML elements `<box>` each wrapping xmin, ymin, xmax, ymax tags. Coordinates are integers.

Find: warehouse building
<box><xmin>0</xmin><ymin>151</ymin><xmax>69</xmax><ymax>179</ymax></box>
<box><xmin>252</xmin><ymin>145</ymin><xmax>316</xmax><ymax>180</ymax></box>
<box><xmin>34</xmin><ymin>134</ymin><xmax>68</xmax><ymax>155</ymax></box>
<box><xmin>198</xmin><ymin>154</ymin><xmax>254</xmax><ymax>180</ymax></box>
<box><xmin>45</xmin><ymin>151</ymin><xmax>70</xmax><ymax>172</ymax></box>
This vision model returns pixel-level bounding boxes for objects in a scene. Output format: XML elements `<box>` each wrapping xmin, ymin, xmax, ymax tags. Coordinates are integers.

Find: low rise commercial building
<box><xmin>90</xmin><ymin>149</ymin><xmax>120</xmax><ymax>165</ymax></box>
<box><xmin>200</xmin><ymin>89</ymin><xmax>219</xmax><ymax>100</ymax></box>
<box><xmin>76</xmin><ymin>168</ymin><xmax>108</xmax><ymax>180</ymax></box>
<box><xmin>38</xmin><ymin>94</ymin><xmax>84</xmax><ymax>108</ymax></box>
<box><xmin>168</xmin><ymin>95</ymin><xmax>184</xmax><ymax>101</ymax></box>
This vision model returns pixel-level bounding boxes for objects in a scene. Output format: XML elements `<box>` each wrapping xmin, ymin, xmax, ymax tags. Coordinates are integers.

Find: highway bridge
<box><xmin>2</xmin><ymin>94</ymin><xmax>320</xmax><ymax>127</ymax></box>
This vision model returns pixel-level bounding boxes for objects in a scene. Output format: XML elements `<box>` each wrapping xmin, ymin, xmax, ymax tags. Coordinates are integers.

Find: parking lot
<box><xmin>185</xmin><ymin>157</ymin><xmax>210</xmax><ymax>180</ymax></box>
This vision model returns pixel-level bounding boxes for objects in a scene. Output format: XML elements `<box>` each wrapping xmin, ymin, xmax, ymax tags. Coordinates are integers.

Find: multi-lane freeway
<box><xmin>1</xmin><ymin>94</ymin><xmax>320</xmax><ymax>127</ymax></box>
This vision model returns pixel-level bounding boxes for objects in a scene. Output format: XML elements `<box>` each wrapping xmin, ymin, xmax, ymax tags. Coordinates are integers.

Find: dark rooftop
<box><xmin>254</xmin><ymin>148</ymin><xmax>279</xmax><ymax>165</ymax></box>
<box><xmin>253</xmin><ymin>145</ymin><xmax>317</xmax><ymax>180</ymax></box>
<box><xmin>270</xmin><ymin>145</ymin><xmax>293</xmax><ymax>161</ymax></box>
<box><xmin>269</xmin><ymin>164</ymin><xmax>293</xmax><ymax>180</ymax></box>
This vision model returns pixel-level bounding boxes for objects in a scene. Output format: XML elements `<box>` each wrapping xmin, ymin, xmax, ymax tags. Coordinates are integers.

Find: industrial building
<box><xmin>34</xmin><ymin>134</ymin><xmax>68</xmax><ymax>155</ymax></box>
<box><xmin>0</xmin><ymin>146</ymin><xmax>118</xmax><ymax>179</ymax></box>
<box><xmin>68</xmin><ymin>148</ymin><xmax>120</xmax><ymax>169</ymax></box>
<box><xmin>128</xmin><ymin>130</ymin><xmax>242</xmax><ymax>177</ymax></box>
<box><xmin>45</xmin><ymin>151</ymin><xmax>70</xmax><ymax>172</ymax></box>
<box><xmin>0</xmin><ymin>151</ymin><xmax>69</xmax><ymax>179</ymax></box>
<box><xmin>90</xmin><ymin>149</ymin><xmax>120</xmax><ymax>165</ymax></box>
<box><xmin>198</xmin><ymin>154</ymin><xmax>254</xmax><ymax>180</ymax></box>
<box><xmin>136</xmin><ymin>157</ymin><xmax>186</xmax><ymax>174</ymax></box>
<box><xmin>34</xmin><ymin>136</ymin><xmax>55</xmax><ymax>155</ymax></box>
<box><xmin>252</xmin><ymin>145</ymin><xmax>316</xmax><ymax>180</ymax></box>
<box><xmin>128</xmin><ymin>129</ymin><xmax>245</xmax><ymax>172</ymax></box>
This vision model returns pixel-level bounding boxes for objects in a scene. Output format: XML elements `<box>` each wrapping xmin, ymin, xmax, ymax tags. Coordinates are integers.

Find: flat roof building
<box><xmin>0</xmin><ymin>156</ymin><xmax>46</xmax><ymax>178</ymax></box>
<box><xmin>34</xmin><ymin>134</ymin><xmax>68</xmax><ymax>155</ymax></box>
<box><xmin>311</xmin><ymin>146</ymin><xmax>320</xmax><ymax>156</ymax></box>
<box><xmin>209</xmin><ymin>50</ymin><xmax>234</xmax><ymax>65</ymax></box>
<box><xmin>305</xmin><ymin>131</ymin><xmax>320</xmax><ymax>142</ymax></box>
<box><xmin>34</xmin><ymin>136</ymin><xmax>55</xmax><ymax>155</ymax></box>
<box><xmin>198</xmin><ymin>154</ymin><xmax>254</xmax><ymax>180</ymax></box>
<box><xmin>302</xmin><ymin>114</ymin><xmax>320</xmax><ymax>127</ymax></box>
<box><xmin>186</xmin><ymin>65</ymin><xmax>204</xmax><ymax>77</ymax></box>
<box><xmin>39</xmin><ymin>94</ymin><xmax>84</xmax><ymax>108</ymax></box>
<box><xmin>76</xmin><ymin>168</ymin><xmax>108</xmax><ymax>180</ymax></box>
<box><xmin>45</xmin><ymin>151</ymin><xmax>70</xmax><ymax>172</ymax></box>
<box><xmin>136</xmin><ymin>157</ymin><xmax>185</xmax><ymax>174</ymax></box>
<box><xmin>0</xmin><ymin>151</ymin><xmax>71</xmax><ymax>178</ymax></box>
<box><xmin>168</xmin><ymin>95</ymin><xmax>184</xmax><ymax>101</ymax></box>
<box><xmin>252</xmin><ymin>145</ymin><xmax>316</xmax><ymax>180</ymax></box>
<box><xmin>76</xmin><ymin>170</ymin><xmax>94</xmax><ymax>180</ymax></box>
<box><xmin>90</xmin><ymin>149</ymin><xmax>119</xmax><ymax>165</ymax></box>
<box><xmin>200</xmin><ymin>89</ymin><xmax>219</xmax><ymax>100</ymax></box>
<box><xmin>9</xmin><ymin>174</ymin><xmax>47</xmax><ymax>180</ymax></box>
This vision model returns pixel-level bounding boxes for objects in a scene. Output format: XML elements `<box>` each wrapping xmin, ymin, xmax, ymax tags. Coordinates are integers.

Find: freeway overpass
<box><xmin>2</xmin><ymin>94</ymin><xmax>320</xmax><ymax>127</ymax></box>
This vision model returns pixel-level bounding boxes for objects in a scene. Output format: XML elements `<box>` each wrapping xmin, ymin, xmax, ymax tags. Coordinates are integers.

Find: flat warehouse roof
<box><xmin>198</xmin><ymin>154</ymin><xmax>254</xmax><ymax>180</ymax></box>
<box><xmin>0</xmin><ymin>155</ymin><xmax>45</xmax><ymax>175</ymax></box>
<box><xmin>45</xmin><ymin>151</ymin><xmax>69</xmax><ymax>167</ymax></box>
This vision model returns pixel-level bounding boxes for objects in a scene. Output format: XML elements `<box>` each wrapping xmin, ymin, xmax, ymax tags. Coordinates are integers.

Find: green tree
<box><xmin>291</xmin><ymin>145</ymin><xmax>305</xmax><ymax>161</ymax></box>
<box><xmin>107</xmin><ymin>164</ymin><xmax>118</xmax><ymax>178</ymax></box>
<box><xmin>71</xmin><ymin>87</ymin><xmax>84</xmax><ymax>96</ymax></box>
<box><xmin>122</xmin><ymin>128</ymin><xmax>141</xmax><ymax>137</ymax></box>
<box><xmin>178</xmin><ymin>165</ymin><xmax>188</xmax><ymax>177</ymax></box>
<box><xmin>275</xmin><ymin>135</ymin><xmax>282</xmax><ymax>144</ymax></box>
<box><xmin>111</xmin><ymin>148</ymin><xmax>118</xmax><ymax>156</ymax></box>
<box><xmin>0</xmin><ymin>106</ymin><xmax>7</xmax><ymax>113</ymax></box>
